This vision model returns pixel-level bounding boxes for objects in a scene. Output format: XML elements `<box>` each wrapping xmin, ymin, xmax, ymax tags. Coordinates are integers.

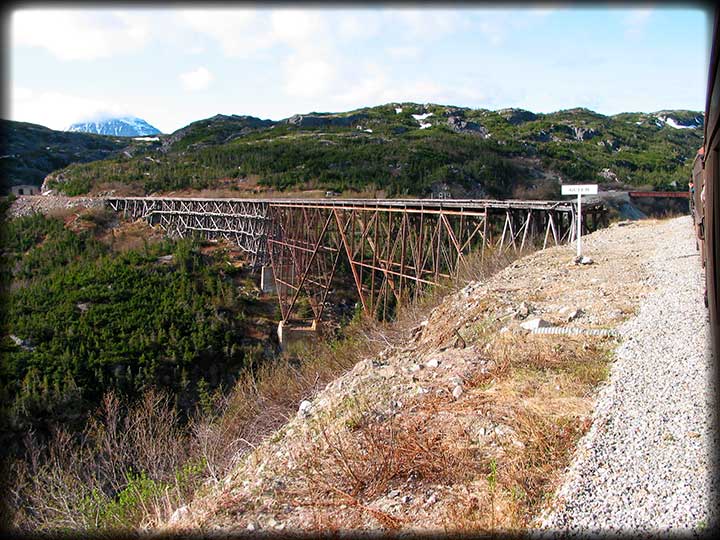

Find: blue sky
<box><xmin>5</xmin><ymin>4</ymin><xmax>711</xmax><ymax>134</ymax></box>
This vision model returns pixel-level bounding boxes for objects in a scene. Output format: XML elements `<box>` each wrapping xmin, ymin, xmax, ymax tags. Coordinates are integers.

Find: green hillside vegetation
<box><xmin>0</xmin><ymin>208</ymin><xmax>276</xmax><ymax>454</ymax></box>
<box><xmin>42</xmin><ymin>103</ymin><xmax>702</xmax><ymax>198</ymax></box>
<box><xmin>0</xmin><ymin>119</ymin><xmax>157</xmax><ymax>191</ymax></box>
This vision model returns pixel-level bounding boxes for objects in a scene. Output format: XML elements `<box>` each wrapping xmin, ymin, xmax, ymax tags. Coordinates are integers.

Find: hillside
<box><xmin>0</xmin><ymin>120</ymin><xmax>158</xmax><ymax>192</ymax></box>
<box><xmin>160</xmin><ymin>216</ymin><xmax>712</xmax><ymax>534</ymax></box>
<box><xmin>41</xmin><ymin>104</ymin><xmax>703</xmax><ymax>198</ymax></box>
<box><xmin>0</xmin><ymin>206</ymin><xmax>280</xmax><ymax>459</ymax></box>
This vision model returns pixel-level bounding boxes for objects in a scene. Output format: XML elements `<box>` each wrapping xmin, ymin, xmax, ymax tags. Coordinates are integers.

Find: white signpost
<box><xmin>561</xmin><ymin>184</ymin><xmax>598</xmax><ymax>259</ymax></box>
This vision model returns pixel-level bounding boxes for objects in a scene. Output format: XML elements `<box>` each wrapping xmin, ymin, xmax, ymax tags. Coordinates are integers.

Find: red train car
<box><xmin>701</xmin><ymin>9</ymin><xmax>719</xmax><ymax>356</ymax></box>
<box><xmin>691</xmin><ymin>147</ymin><xmax>705</xmax><ymax>262</ymax></box>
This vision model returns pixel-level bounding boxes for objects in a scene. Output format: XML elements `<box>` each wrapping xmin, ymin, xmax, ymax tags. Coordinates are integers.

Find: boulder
<box><xmin>298</xmin><ymin>400</ymin><xmax>313</xmax><ymax>417</ymax></box>
<box><xmin>520</xmin><ymin>318</ymin><xmax>552</xmax><ymax>331</ymax></box>
<box><xmin>446</xmin><ymin>116</ymin><xmax>490</xmax><ymax>138</ymax></box>
<box><xmin>513</xmin><ymin>301</ymin><xmax>533</xmax><ymax>320</ymax></box>
<box><xmin>566</xmin><ymin>308</ymin><xmax>583</xmax><ymax>321</ymax></box>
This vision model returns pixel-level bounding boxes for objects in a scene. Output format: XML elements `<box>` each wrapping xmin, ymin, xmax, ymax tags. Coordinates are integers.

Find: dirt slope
<box><xmin>163</xmin><ymin>217</ymin><xmax>679</xmax><ymax>534</ymax></box>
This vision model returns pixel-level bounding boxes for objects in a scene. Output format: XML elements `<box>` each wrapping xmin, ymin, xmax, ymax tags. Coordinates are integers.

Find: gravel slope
<box><xmin>537</xmin><ymin>215</ymin><xmax>717</xmax><ymax>535</ymax></box>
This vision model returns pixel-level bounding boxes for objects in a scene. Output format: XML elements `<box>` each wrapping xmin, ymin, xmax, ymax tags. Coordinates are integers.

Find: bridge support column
<box><xmin>260</xmin><ymin>265</ymin><xmax>276</xmax><ymax>294</ymax></box>
<box><xmin>277</xmin><ymin>320</ymin><xmax>320</xmax><ymax>353</ymax></box>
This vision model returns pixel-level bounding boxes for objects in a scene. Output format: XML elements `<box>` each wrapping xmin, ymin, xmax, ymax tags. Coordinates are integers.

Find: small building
<box><xmin>11</xmin><ymin>184</ymin><xmax>40</xmax><ymax>196</ymax></box>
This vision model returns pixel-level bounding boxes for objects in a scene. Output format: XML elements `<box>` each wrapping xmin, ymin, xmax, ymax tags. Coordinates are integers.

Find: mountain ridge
<box><xmin>67</xmin><ymin>116</ymin><xmax>162</xmax><ymax>137</ymax></box>
<box><xmin>4</xmin><ymin>102</ymin><xmax>702</xmax><ymax>198</ymax></box>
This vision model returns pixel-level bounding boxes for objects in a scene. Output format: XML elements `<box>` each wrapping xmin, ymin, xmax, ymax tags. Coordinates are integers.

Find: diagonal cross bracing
<box><xmin>105</xmin><ymin>196</ymin><xmax>607</xmax><ymax>324</ymax></box>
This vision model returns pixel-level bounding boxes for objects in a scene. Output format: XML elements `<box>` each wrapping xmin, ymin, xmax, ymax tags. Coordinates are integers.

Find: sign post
<box><xmin>561</xmin><ymin>184</ymin><xmax>598</xmax><ymax>259</ymax></box>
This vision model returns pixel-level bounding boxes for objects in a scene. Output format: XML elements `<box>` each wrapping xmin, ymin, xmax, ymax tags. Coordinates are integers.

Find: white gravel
<box><xmin>7</xmin><ymin>194</ymin><xmax>103</xmax><ymax>219</ymax></box>
<box><xmin>537</xmin><ymin>216</ymin><xmax>717</xmax><ymax>536</ymax></box>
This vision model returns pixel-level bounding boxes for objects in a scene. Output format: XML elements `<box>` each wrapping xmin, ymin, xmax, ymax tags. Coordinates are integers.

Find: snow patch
<box><xmin>664</xmin><ymin>117</ymin><xmax>695</xmax><ymax>129</ymax></box>
<box><xmin>656</xmin><ymin>115</ymin><xmax>698</xmax><ymax>130</ymax></box>
<box><xmin>412</xmin><ymin>113</ymin><xmax>434</xmax><ymax>121</ymax></box>
<box><xmin>134</xmin><ymin>136</ymin><xmax>160</xmax><ymax>141</ymax></box>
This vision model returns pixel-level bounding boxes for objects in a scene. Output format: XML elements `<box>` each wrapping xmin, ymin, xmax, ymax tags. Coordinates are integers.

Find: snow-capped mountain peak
<box><xmin>67</xmin><ymin>116</ymin><xmax>162</xmax><ymax>137</ymax></box>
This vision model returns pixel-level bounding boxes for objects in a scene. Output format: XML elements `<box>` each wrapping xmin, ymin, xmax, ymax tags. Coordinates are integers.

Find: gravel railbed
<box><xmin>7</xmin><ymin>194</ymin><xmax>104</xmax><ymax>219</ymax></box>
<box><xmin>537</xmin><ymin>215</ymin><xmax>717</xmax><ymax>536</ymax></box>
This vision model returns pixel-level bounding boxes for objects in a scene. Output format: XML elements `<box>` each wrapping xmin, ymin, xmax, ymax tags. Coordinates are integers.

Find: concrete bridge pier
<box><xmin>277</xmin><ymin>320</ymin><xmax>320</xmax><ymax>352</ymax></box>
<box><xmin>260</xmin><ymin>265</ymin><xmax>276</xmax><ymax>294</ymax></box>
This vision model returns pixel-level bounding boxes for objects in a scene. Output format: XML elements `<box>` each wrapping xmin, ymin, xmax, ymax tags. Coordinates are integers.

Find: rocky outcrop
<box><xmin>497</xmin><ymin>108</ymin><xmax>538</xmax><ymax>125</ymax></box>
<box><xmin>531</xmin><ymin>130</ymin><xmax>551</xmax><ymax>142</ymax></box>
<box><xmin>571</xmin><ymin>126</ymin><xmax>599</xmax><ymax>141</ymax></box>
<box><xmin>599</xmin><ymin>168</ymin><xmax>619</xmax><ymax>182</ymax></box>
<box><xmin>285</xmin><ymin>113</ymin><xmax>368</xmax><ymax>128</ymax></box>
<box><xmin>446</xmin><ymin>116</ymin><xmax>489</xmax><ymax>138</ymax></box>
<box><xmin>161</xmin><ymin>115</ymin><xmax>274</xmax><ymax>152</ymax></box>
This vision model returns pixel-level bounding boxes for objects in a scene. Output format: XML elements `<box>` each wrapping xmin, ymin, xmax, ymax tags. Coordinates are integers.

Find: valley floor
<box><xmin>157</xmin><ymin>216</ymin><xmax>715</xmax><ymax>535</ymax></box>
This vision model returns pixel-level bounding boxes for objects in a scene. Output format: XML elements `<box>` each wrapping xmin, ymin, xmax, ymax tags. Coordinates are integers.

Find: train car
<box><xmin>702</xmin><ymin>8</ymin><xmax>719</xmax><ymax>356</ymax></box>
<box><xmin>691</xmin><ymin>146</ymin><xmax>705</xmax><ymax>261</ymax></box>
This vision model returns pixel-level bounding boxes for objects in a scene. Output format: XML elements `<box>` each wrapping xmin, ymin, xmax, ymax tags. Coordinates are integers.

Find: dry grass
<box><xmin>7</xmin><ymin>390</ymin><xmax>196</xmax><ymax>530</ymax></box>
<box><xmin>202</xmin><ymin>327</ymin><xmax>614</xmax><ymax>533</ymax></box>
<box><xmin>433</xmin><ymin>333</ymin><xmax>612</xmax><ymax>532</ymax></box>
<box><xmin>279</xmin><ymin>398</ymin><xmax>478</xmax><ymax>530</ymax></box>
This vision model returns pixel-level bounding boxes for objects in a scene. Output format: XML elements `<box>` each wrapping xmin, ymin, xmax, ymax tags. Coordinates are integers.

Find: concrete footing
<box><xmin>277</xmin><ymin>320</ymin><xmax>319</xmax><ymax>352</ymax></box>
<box><xmin>260</xmin><ymin>265</ymin><xmax>276</xmax><ymax>293</ymax></box>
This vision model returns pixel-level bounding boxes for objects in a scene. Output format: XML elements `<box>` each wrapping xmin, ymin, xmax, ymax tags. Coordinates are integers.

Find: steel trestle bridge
<box><xmin>105</xmin><ymin>197</ymin><xmax>607</xmax><ymax>324</ymax></box>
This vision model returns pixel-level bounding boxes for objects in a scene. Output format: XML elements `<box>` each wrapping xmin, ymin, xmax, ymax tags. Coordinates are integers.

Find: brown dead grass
<box><xmin>432</xmin><ymin>333</ymin><xmax>609</xmax><ymax>531</ymax></box>
<box><xmin>204</xmin><ymin>330</ymin><xmax>613</xmax><ymax>533</ymax></box>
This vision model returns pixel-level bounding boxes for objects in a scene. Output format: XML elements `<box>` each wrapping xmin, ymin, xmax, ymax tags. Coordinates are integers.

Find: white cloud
<box><xmin>330</xmin><ymin>61</ymin><xmax>487</xmax><ymax>112</ymax></box>
<box><xmin>283</xmin><ymin>55</ymin><xmax>337</xmax><ymax>98</ymax></box>
<box><xmin>10</xmin><ymin>86</ymin><xmax>134</xmax><ymax>130</ymax></box>
<box><xmin>271</xmin><ymin>9</ymin><xmax>326</xmax><ymax>48</ymax></box>
<box><xmin>176</xmin><ymin>9</ymin><xmax>275</xmax><ymax>57</ymax></box>
<box><xmin>623</xmin><ymin>8</ymin><xmax>653</xmax><ymax>38</ymax></box>
<box><xmin>12</xmin><ymin>9</ymin><xmax>150</xmax><ymax>60</ymax></box>
<box><xmin>180</xmin><ymin>67</ymin><xmax>213</xmax><ymax>91</ymax></box>
<box><xmin>333</xmin><ymin>62</ymin><xmax>387</xmax><ymax>105</ymax></box>
<box><xmin>334</xmin><ymin>10</ymin><xmax>383</xmax><ymax>41</ymax></box>
<box><xmin>386</xmin><ymin>46</ymin><xmax>421</xmax><ymax>60</ymax></box>
<box><xmin>385</xmin><ymin>9</ymin><xmax>465</xmax><ymax>39</ymax></box>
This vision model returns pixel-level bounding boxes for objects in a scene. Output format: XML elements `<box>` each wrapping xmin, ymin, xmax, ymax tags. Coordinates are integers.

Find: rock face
<box><xmin>497</xmin><ymin>108</ymin><xmax>538</xmax><ymax>125</ymax></box>
<box><xmin>285</xmin><ymin>113</ymin><xmax>368</xmax><ymax>128</ymax></box>
<box><xmin>571</xmin><ymin>126</ymin><xmax>599</xmax><ymax>141</ymax></box>
<box><xmin>446</xmin><ymin>116</ymin><xmax>489</xmax><ymax>138</ymax></box>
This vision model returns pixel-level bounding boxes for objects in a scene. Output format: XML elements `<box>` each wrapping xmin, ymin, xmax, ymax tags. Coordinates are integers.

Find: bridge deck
<box><xmin>105</xmin><ymin>196</ymin><xmax>600</xmax><ymax>212</ymax></box>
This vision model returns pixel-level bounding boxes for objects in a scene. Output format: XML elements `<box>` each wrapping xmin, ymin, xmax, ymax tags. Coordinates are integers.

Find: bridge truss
<box><xmin>105</xmin><ymin>197</ymin><xmax>271</xmax><ymax>266</ymax></box>
<box><xmin>105</xmin><ymin>197</ymin><xmax>607</xmax><ymax>324</ymax></box>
